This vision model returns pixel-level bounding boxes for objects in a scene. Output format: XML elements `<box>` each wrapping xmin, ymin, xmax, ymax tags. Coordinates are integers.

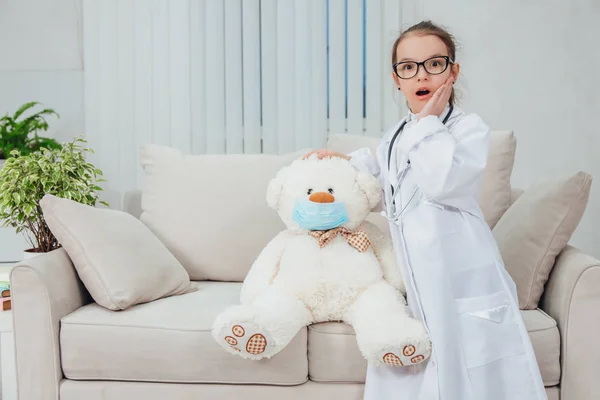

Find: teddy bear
<box><xmin>211</xmin><ymin>154</ymin><xmax>431</xmax><ymax>367</ymax></box>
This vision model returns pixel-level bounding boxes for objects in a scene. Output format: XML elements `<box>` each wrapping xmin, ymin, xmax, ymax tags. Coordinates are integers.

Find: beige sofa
<box><xmin>10</xmin><ymin>133</ymin><xmax>600</xmax><ymax>400</ymax></box>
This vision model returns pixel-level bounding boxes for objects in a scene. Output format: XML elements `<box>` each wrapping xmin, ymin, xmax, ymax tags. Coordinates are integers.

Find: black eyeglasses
<box><xmin>393</xmin><ymin>56</ymin><xmax>453</xmax><ymax>79</ymax></box>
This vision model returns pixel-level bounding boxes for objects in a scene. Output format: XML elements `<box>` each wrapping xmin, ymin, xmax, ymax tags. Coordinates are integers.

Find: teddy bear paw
<box><xmin>218</xmin><ymin>322</ymin><xmax>275</xmax><ymax>360</ymax></box>
<box><xmin>379</xmin><ymin>339</ymin><xmax>431</xmax><ymax>367</ymax></box>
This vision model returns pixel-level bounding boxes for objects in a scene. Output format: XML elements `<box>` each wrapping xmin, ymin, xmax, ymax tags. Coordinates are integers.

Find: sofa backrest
<box><xmin>123</xmin><ymin>189</ymin><xmax>143</xmax><ymax>219</ymax></box>
<box><xmin>135</xmin><ymin>144</ymin><xmax>310</xmax><ymax>282</ymax></box>
<box><xmin>126</xmin><ymin>132</ymin><xmax>518</xmax><ymax>283</ymax></box>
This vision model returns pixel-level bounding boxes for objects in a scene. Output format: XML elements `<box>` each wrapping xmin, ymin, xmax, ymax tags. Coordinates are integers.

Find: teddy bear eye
<box><xmin>328</xmin><ymin>188</ymin><xmax>334</xmax><ymax>194</ymax></box>
<box><xmin>307</xmin><ymin>188</ymin><xmax>313</xmax><ymax>195</ymax></box>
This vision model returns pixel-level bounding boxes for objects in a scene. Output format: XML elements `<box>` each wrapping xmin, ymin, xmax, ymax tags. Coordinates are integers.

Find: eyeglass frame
<box><xmin>392</xmin><ymin>55</ymin><xmax>454</xmax><ymax>79</ymax></box>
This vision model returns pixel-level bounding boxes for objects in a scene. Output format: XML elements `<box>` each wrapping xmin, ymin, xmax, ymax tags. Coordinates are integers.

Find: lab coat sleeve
<box><xmin>394</xmin><ymin>113</ymin><xmax>490</xmax><ymax>210</ymax></box>
<box><xmin>348</xmin><ymin>147</ymin><xmax>381</xmax><ymax>178</ymax></box>
<box><xmin>348</xmin><ymin>147</ymin><xmax>385</xmax><ymax>213</ymax></box>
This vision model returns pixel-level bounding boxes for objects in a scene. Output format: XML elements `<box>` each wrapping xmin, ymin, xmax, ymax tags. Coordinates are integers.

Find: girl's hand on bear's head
<box><xmin>303</xmin><ymin>150</ymin><xmax>350</xmax><ymax>161</ymax></box>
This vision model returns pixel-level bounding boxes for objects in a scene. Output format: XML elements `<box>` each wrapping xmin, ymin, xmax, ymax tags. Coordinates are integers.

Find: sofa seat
<box><xmin>60</xmin><ymin>282</ymin><xmax>308</xmax><ymax>385</ymax></box>
<box><xmin>60</xmin><ymin>282</ymin><xmax>559</xmax><ymax>387</ymax></box>
<box><xmin>308</xmin><ymin>309</ymin><xmax>560</xmax><ymax>386</ymax></box>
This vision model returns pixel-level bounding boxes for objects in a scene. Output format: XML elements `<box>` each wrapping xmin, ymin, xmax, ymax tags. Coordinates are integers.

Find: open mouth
<box><xmin>415</xmin><ymin>88</ymin><xmax>431</xmax><ymax>97</ymax></box>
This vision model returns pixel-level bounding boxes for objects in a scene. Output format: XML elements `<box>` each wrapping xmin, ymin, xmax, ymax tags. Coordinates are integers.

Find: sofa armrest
<box><xmin>10</xmin><ymin>248</ymin><xmax>91</xmax><ymax>400</ymax></box>
<box><xmin>539</xmin><ymin>245</ymin><xmax>600</xmax><ymax>399</ymax></box>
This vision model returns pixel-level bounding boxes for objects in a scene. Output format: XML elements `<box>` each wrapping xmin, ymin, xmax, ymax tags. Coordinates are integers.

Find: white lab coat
<box><xmin>349</xmin><ymin>105</ymin><xmax>547</xmax><ymax>400</ymax></box>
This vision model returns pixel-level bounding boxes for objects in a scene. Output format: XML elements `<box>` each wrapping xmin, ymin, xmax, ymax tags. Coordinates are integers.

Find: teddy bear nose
<box><xmin>309</xmin><ymin>192</ymin><xmax>335</xmax><ymax>203</ymax></box>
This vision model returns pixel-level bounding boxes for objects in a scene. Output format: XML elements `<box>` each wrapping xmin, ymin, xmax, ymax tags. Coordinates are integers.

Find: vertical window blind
<box><xmin>82</xmin><ymin>0</ymin><xmax>405</xmax><ymax>206</ymax></box>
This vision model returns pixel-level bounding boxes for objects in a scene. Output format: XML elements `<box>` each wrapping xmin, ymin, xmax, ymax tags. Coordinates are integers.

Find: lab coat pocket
<box><xmin>455</xmin><ymin>291</ymin><xmax>525</xmax><ymax>368</ymax></box>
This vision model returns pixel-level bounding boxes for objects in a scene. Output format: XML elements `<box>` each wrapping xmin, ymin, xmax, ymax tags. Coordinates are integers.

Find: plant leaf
<box><xmin>0</xmin><ymin>133</ymin><xmax>108</xmax><ymax>251</ymax></box>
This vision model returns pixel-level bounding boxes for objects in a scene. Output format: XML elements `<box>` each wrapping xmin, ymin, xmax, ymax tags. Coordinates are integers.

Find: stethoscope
<box><xmin>382</xmin><ymin>106</ymin><xmax>454</xmax><ymax>222</ymax></box>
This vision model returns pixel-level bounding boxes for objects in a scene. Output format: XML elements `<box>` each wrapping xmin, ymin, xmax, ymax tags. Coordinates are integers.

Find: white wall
<box><xmin>0</xmin><ymin>0</ymin><xmax>82</xmax><ymax>70</ymax></box>
<box><xmin>0</xmin><ymin>71</ymin><xmax>83</xmax><ymax>143</ymax></box>
<box><xmin>0</xmin><ymin>0</ymin><xmax>84</xmax><ymax>143</ymax></box>
<box><xmin>0</xmin><ymin>0</ymin><xmax>599</xmax><ymax>260</ymax></box>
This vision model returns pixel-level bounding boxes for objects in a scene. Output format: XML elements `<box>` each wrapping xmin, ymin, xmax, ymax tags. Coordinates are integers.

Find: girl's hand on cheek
<box><xmin>417</xmin><ymin>76</ymin><xmax>453</xmax><ymax>121</ymax></box>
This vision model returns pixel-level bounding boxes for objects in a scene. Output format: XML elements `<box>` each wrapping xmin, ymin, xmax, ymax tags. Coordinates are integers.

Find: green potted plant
<box><xmin>0</xmin><ymin>101</ymin><xmax>62</xmax><ymax>169</ymax></box>
<box><xmin>0</xmin><ymin>136</ymin><xmax>108</xmax><ymax>258</ymax></box>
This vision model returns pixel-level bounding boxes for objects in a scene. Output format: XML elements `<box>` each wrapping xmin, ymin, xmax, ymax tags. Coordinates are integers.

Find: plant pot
<box><xmin>0</xmin><ymin>159</ymin><xmax>5</xmax><ymax>170</ymax></box>
<box><xmin>23</xmin><ymin>249</ymin><xmax>44</xmax><ymax>260</ymax></box>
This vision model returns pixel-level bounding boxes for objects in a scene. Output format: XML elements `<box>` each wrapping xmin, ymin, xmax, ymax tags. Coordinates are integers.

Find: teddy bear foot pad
<box><xmin>379</xmin><ymin>342</ymin><xmax>431</xmax><ymax>367</ymax></box>
<box><xmin>220</xmin><ymin>322</ymin><xmax>275</xmax><ymax>359</ymax></box>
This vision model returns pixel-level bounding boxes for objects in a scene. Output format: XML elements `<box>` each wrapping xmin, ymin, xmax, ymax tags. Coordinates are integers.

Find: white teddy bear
<box><xmin>212</xmin><ymin>154</ymin><xmax>431</xmax><ymax>367</ymax></box>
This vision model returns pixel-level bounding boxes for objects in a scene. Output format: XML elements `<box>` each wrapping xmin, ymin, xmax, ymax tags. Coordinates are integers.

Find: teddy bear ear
<box><xmin>356</xmin><ymin>170</ymin><xmax>382</xmax><ymax>210</ymax></box>
<box><xmin>266</xmin><ymin>166</ymin><xmax>290</xmax><ymax>210</ymax></box>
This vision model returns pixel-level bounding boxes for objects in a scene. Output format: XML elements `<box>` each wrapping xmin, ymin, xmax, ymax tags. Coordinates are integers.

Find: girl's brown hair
<box><xmin>392</xmin><ymin>20</ymin><xmax>458</xmax><ymax>106</ymax></box>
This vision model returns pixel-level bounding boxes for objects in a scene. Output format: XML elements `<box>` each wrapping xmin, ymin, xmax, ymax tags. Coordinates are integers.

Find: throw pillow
<box><xmin>40</xmin><ymin>194</ymin><xmax>194</xmax><ymax>311</ymax></box>
<box><xmin>492</xmin><ymin>171</ymin><xmax>592</xmax><ymax>309</ymax></box>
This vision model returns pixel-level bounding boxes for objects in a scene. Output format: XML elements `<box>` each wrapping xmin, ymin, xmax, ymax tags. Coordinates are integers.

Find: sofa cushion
<box><xmin>326</xmin><ymin>131</ymin><xmax>516</xmax><ymax>229</ymax></box>
<box><xmin>59</xmin><ymin>380</ymin><xmax>366</xmax><ymax>400</ymax></box>
<box><xmin>493</xmin><ymin>171</ymin><xmax>592</xmax><ymax>309</ymax></box>
<box><xmin>139</xmin><ymin>145</ymin><xmax>310</xmax><ymax>281</ymax></box>
<box><xmin>40</xmin><ymin>194</ymin><xmax>194</xmax><ymax>311</ymax></box>
<box><xmin>307</xmin><ymin>308</ymin><xmax>560</xmax><ymax>386</ymax></box>
<box><xmin>60</xmin><ymin>282</ymin><xmax>307</xmax><ymax>385</ymax></box>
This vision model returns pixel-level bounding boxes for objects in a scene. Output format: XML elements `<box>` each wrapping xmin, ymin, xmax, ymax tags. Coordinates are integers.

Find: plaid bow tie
<box><xmin>308</xmin><ymin>227</ymin><xmax>371</xmax><ymax>253</ymax></box>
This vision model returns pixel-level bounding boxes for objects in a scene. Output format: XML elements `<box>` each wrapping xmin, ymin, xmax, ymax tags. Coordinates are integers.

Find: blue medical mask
<box><xmin>292</xmin><ymin>197</ymin><xmax>349</xmax><ymax>231</ymax></box>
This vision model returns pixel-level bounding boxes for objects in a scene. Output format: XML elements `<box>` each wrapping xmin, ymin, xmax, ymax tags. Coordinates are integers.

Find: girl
<box><xmin>307</xmin><ymin>21</ymin><xmax>547</xmax><ymax>400</ymax></box>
